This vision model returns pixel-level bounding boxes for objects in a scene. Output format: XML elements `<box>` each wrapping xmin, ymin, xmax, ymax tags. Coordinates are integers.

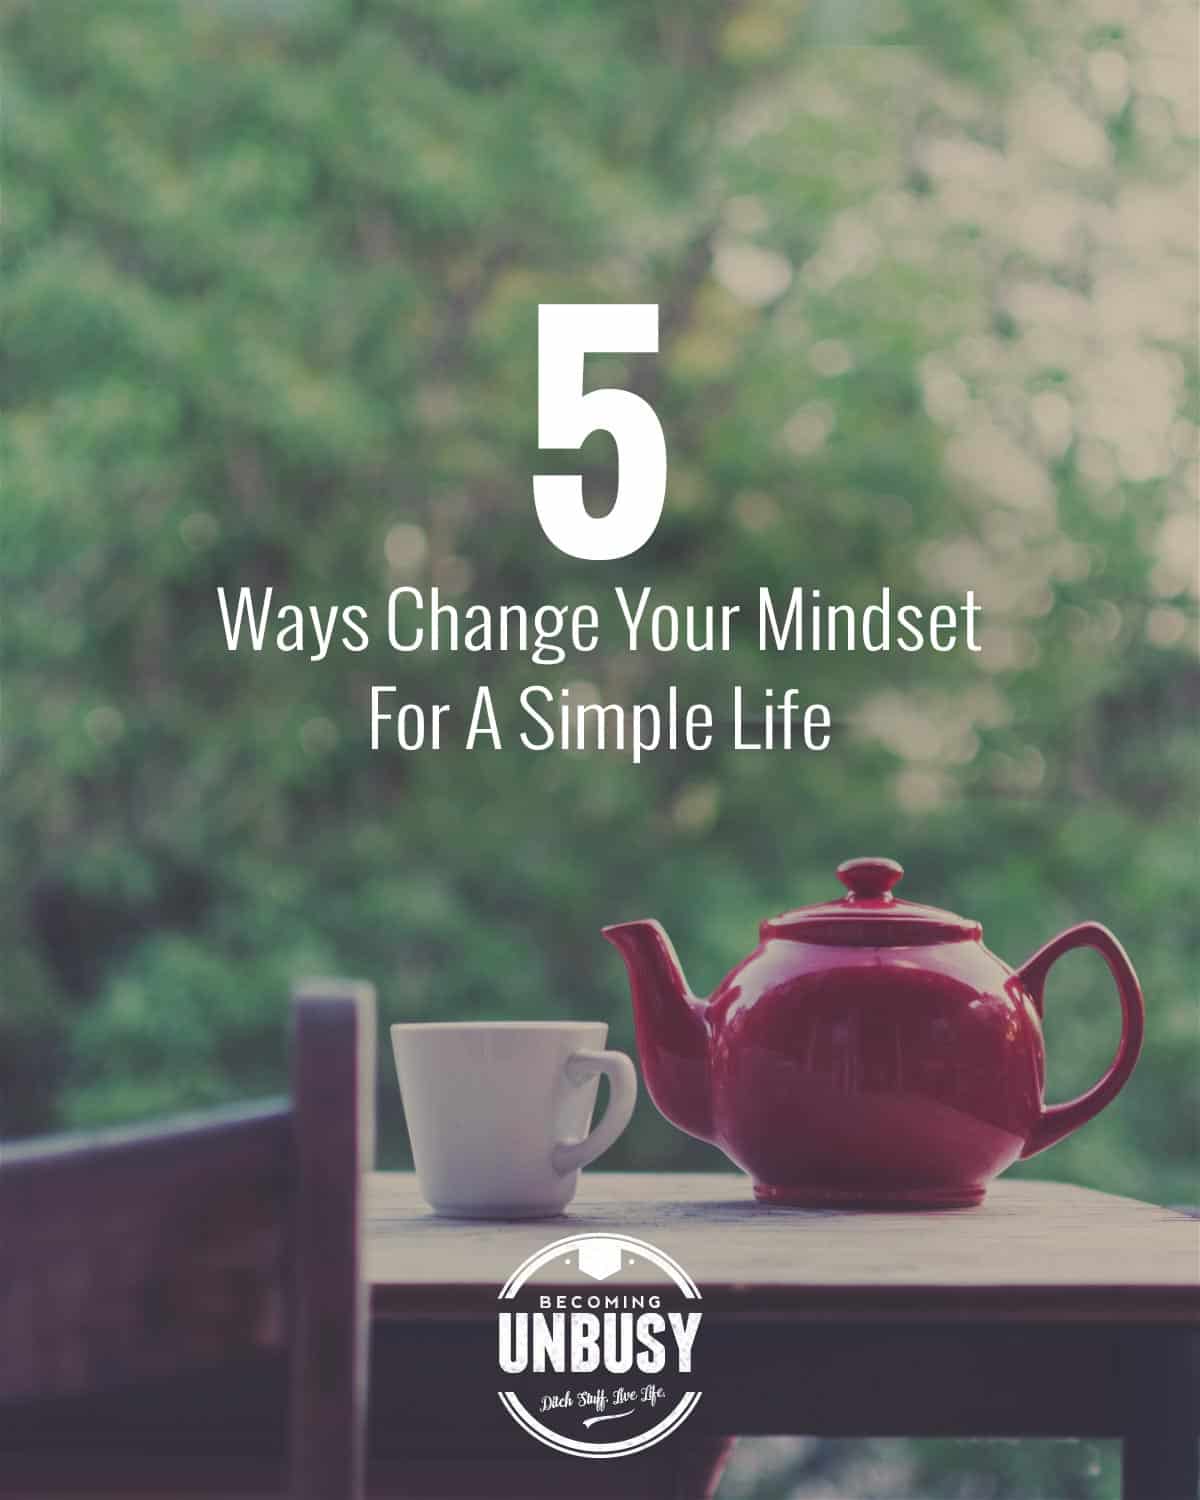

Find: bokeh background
<box><xmin>3</xmin><ymin>0</ymin><xmax>1197</xmax><ymax>1494</ymax></box>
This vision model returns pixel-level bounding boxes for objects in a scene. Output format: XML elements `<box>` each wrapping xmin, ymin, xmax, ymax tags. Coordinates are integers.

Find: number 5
<box><xmin>533</xmin><ymin>304</ymin><xmax>667</xmax><ymax>561</ymax></box>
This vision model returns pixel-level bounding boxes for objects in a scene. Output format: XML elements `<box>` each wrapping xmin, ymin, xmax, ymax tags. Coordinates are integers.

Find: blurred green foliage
<box><xmin>2</xmin><ymin>2</ymin><xmax>1196</xmax><ymax>1493</ymax></box>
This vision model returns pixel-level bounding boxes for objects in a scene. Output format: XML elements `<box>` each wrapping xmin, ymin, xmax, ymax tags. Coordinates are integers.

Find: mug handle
<box><xmin>551</xmin><ymin>1050</ymin><xmax>638</xmax><ymax>1176</ymax></box>
<box><xmin>1018</xmin><ymin>922</ymin><xmax>1144</xmax><ymax>1159</ymax></box>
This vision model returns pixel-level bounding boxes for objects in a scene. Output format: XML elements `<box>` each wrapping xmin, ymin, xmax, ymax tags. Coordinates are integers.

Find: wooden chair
<box><xmin>0</xmin><ymin>980</ymin><xmax>375</xmax><ymax>1500</ymax></box>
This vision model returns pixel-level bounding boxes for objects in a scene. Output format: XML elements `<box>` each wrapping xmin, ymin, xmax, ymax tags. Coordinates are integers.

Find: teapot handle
<box><xmin>1018</xmin><ymin>922</ymin><xmax>1144</xmax><ymax>1159</ymax></box>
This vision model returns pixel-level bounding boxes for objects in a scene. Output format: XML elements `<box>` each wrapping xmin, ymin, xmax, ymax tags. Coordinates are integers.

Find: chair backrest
<box><xmin>289</xmin><ymin>981</ymin><xmax>376</xmax><ymax>1499</ymax></box>
<box><xmin>0</xmin><ymin>979</ymin><xmax>375</xmax><ymax>1500</ymax></box>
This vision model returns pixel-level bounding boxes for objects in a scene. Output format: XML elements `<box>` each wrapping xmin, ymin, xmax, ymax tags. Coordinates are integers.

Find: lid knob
<box><xmin>837</xmin><ymin>857</ymin><xmax>904</xmax><ymax>902</ymax></box>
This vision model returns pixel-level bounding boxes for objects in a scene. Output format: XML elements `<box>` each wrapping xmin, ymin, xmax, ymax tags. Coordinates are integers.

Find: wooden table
<box><xmin>367</xmin><ymin>1173</ymin><xmax>1200</xmax><ymax>1499</ymax></box>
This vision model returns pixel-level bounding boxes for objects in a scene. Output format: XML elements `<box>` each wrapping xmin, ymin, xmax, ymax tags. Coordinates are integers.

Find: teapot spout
<box><xmin>603</xmin><ymin>920</ymin><xmax>713</xmax><ymax>1143</ymax></box>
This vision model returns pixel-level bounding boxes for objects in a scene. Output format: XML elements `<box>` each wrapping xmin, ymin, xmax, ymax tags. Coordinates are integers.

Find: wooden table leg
<box><xmin>369</xmin><ymin>1434</ymin><xmax>735</xmax><ymax>1498</ymax></box>
<box><xmin>1123</xmin><ymin>1432</ymin><xmax>1199</xmax><ymax>1500</ymax></box>
<box><xmin>1121</xmin><ymin>1329</ymin><xmax>1199</xmax><ymax>1500</ymax></box>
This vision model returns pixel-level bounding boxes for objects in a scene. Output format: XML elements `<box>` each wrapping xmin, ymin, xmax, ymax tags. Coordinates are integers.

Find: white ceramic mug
<box><xmin>391</xmin><ymin>1021</ymin><xmax>638</xmax><ymax>1218</ymax></box>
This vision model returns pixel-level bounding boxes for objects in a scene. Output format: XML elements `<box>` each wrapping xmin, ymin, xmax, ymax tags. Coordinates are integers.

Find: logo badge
<box><xmin>497</xmin><ymin>1232</ymin><xmax>703</xmax><ymax>1458</ymax></box>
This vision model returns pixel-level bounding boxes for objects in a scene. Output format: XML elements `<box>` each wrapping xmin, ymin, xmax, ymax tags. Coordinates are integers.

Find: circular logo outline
<box><xmin>497</xmin><ymin>1231</ymin><xmax>702</xmax><ymax>1459</ymax></box>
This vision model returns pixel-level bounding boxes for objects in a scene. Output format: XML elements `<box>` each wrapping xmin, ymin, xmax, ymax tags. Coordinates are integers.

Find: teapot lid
<box><xmin>761</xmin><ymin>858</ymin><xmax>981</xmax><ymax>946</ymax></box>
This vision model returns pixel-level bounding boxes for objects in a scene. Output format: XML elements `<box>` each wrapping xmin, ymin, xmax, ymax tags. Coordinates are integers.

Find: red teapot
<box><xmin>604</xmin><ymin>857</ymin><xmax>1144</xmax><ymax>1208</ymax></box>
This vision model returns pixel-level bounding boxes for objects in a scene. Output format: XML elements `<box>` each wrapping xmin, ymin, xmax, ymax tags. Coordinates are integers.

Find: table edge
<box><xmin>371</xmin><ymin>1281</ymin><xmax>1200</xmax><ymax>1326</ymax></box>
<box><xmin>368</xmin><ymin>1170</ymin><xmax>1198</xmax><ymax>1217</ymax></box>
